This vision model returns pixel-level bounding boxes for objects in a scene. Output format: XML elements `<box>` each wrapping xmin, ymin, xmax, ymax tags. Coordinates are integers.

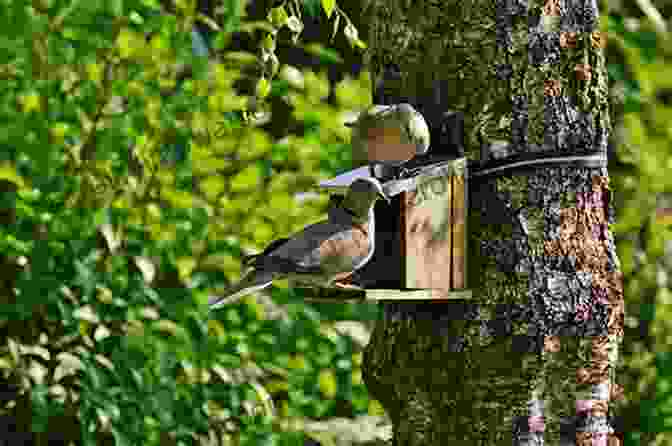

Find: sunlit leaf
<box><xmin>230</xmin><ymin>164</ymin><xmax>263</xmax><ymax>192</ymax></box>
<box><xmin>19</xmin><ymin>92</ymin><xmax>41</xmax><ymax>114</ymax></box>
<box><xmin>267</xmin><ymin>5</ymin><xmax>288</xmax><ymax>27</ymax></box>
<box><xmin>73</xmin><ymin>305</ymin><xmax>100</xmax><ymax>324</ymax></box>
<box><xmin>318</xmin><ymin>369</ymin><xmax>337</xmax><ymax>399</ymax></box>
<box><xmin>256</xmin><ymin>76</ymin><xmax>271</xmax><ymax>99</ymax></box>
<box><xmin>133</xmin><ymin>256</ymin><xmax>157</xmax><ymax>284</ymax></box>
<box><xmin>287</xmin><ymin>354</ymin><xmax>307</xmax><ymax>370</ymax></box>
<box><xmin>0</xmin><ymin>162</ymin><xmax>26</xmax><ymax>188</ymax></box>
<box><xmin>197</xmin><ymin>12</ymin><xmax>220</xmax><ymax>31</ymax></box>
<box><xmin>303</xmin><ymin>70</ymin><xmax>330</xmax><ymax>101</ymax></box>
<box><xmin>200</xmin><ymin>175</ymin><xmax>227</xmax><ymax>201</ymax></box>
<box><xmin>321</xmin><ymin>0</ymin><xmax>335</xmax><ymax>19</ymax></box>
<box><xmin>176</xmin><ymin>257</ymin><xmax>197</xmax><ymax>281</ymax></box>
<box><xmin>280</xmin><ymin>65</ymin><xmax>305</xmax><ymax>89</ymax></box>
<box><xmin>239</xmin><ymin>20</ymin><xmax>276</xmax><ymax>34</ymax></box>
<box><xmin>623</xmin><ymin>114</ymin><xmax>646</xmax><ymax>151</ymax></box>
<box><xmin>239</xmin><ymin>129</ymin><xmax>272</xmax><ymax>159</ymax></box>
<box><xmin>368</xmin><ymin>399</ymin><xmax>386</xmax><ymax>416</ymax></box>
<box><xmin>222</xmin><ymin>51</ymin><xmax>259</xmax><ymax>66</ymax></box>
<box><xmin>116</xmin><ymin>28</ymin><xmax>144</xmax><ymax>59</ymax></box>
<box><xmin>28</xmin><ymin>360</ymin><xmax>48</xmax><ymax>385</ymax></box>
<box><xmin>353</xmin><ymin>38</ymin><xmax>367</xmax><ymax>49</ymax></box>
<box><xmin>162</xmin><ymin>188</ymin><xmax>194</xmax><ymax>209</ymax></box>
<box><xmin>54</xmin><ymin>352</ymin><xmax>83</xmax><ymax>382</ymax></box>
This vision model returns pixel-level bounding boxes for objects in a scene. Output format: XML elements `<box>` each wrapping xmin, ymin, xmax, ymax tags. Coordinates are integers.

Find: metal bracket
<box><xmin>469</xmin><ymin>148</ymin><xmax>608</xmax><ymax>181</ymax></box>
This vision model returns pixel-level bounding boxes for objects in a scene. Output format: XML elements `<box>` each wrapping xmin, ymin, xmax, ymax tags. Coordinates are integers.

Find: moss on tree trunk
<box><xmin>360</xmin><ymin>0</ymin><xmax>625</xmax><ymax>444</ymax></box>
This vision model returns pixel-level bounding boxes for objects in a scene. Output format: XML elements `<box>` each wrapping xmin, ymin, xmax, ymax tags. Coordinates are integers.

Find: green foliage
<box><xmin>0</xmin><ymin>1</ymin><xmax>381</xmax><ymax>445</ymax></box>
<box><xmin>604</xmin><ymin>8</ymin><xmax>672</xmax><ymax>445</ymax></box>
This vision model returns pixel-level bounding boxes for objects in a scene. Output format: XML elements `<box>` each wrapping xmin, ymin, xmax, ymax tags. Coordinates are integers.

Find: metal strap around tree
<box><xmin>373</xmin><ymin>149</ymin><xmax>607</xmax><ymax>196</ymax></box>
<box><xmin>468</xmin><ymin>150</ymin><xmax>608</xmax><ymax>181</ymax></box>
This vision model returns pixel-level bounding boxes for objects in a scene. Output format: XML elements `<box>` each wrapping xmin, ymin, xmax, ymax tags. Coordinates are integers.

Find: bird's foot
<box><xmin>333</xmin><ymin>281</ymin><xmax>363</xmax><ymax>290</ymax></box>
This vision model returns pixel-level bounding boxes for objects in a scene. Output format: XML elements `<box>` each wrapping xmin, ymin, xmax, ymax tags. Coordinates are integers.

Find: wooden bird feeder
<box><xmin>293</xmin><ymin>109</ymin><xmax>472</xmax><ymax>302</ymax></box>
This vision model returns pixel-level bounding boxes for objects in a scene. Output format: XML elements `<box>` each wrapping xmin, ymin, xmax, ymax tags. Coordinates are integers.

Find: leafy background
<box><xmin>0</xmin><ymin>0</ymin><xmax>669</xmax><ymax>445</ymax></box>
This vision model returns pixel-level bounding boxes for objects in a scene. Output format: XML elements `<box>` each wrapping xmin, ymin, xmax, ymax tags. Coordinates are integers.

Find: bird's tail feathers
<box><xmin>208</xmin><ymin>270</ymin><xmax>275</xmax><ymax>309</ymax></box>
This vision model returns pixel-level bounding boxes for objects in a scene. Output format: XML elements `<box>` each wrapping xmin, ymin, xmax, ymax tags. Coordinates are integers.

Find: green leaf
<box><xmin>197</xmin><ymin>12</ymin><xmax>220</xmax><ymax>31</ymax></box>
<box><xmin>648</xmin><ymin>221</ymin><xmax>668</xmax><ymax>258</ymax></box>
<box><xmin>606</xmin><ymin>14</ymin><xmax>624</xmax><ymax>34</ymax></box>
<box><xmin>267</xmin><ymin>6</ymin><xmax>289</xmax><ymax>27</ymax></box>
<box><xmin>321</xmin><ymin>0</ymin><xmax>335</xmax><ymax>19</ymax></box>
<box><xmin>303</xmin><ymin>0</ymin><xmax>321</xmax><ymax>18</ymax></box>
<box><xmin>256</xmin><ymin>76</ymin><xmax>271</xmax><ymax>98</ymax></box>
<box><xmin>0</xmin><ymin>162</ymin><xmax>26</xmax><ymax>188</ymax></box>
<box><xmin>239</xmin><ymin>20</ymin><xmax>276</xmax><ymax>34</ymax></box>
<box><xmin>302</xmin><ymin>43</ymin><xmax>343</xmax><ymax>64</ymax></box>
<box><xmin>109</xmin><ymin>0</ymin><xmax>123</xmax><ymax>17</ymax></box>
<box><xmin>229</xmin><ymin>164</ymin><xmax>263</xmax><ymax>192</ymax></box>
<box><xmin>175</xmin><ymin>257</ymin><xmax>196</xmax><ymax>282</ymax></box>
<box><xmin>129</xmin><ymin>11</ymin><xmax>144</xmax><ymax>24</ymax></box>
<box><xmin>270</xmin><ymin>78</ymin><xmax>289</xmax><ymax>97</ymax></box>
<box><xmin>162</xmin><ymin>188</ymin><xmax>194</xmax><ymax>209</ymax></box>
<box><xmin>141</xmin><ymin>0</ymin><xmax>161</xmax><ymax>8</ymax></box>
<box><xmin>111</xmin><ymin>426</ymin><xmax>134</xmax><ymax>446</ymax></box>
<box><xmin>222</xmin><ymin>51</ymin><xmax>259</xmax><ymax>65</ymax></box>
<box><xmin>213</xmin><ymin>31</ymin><xmax>231</xmax><ymax>49</ymax></box>
<box><xmin>200</xmin><ymin>175</ymin><xmax>226</xmax><ymax>202</ymax></box>
<box><xmin>318</xmin><ymin>368</ymin><xmax>337</xmax><ymax>398</ymax></box>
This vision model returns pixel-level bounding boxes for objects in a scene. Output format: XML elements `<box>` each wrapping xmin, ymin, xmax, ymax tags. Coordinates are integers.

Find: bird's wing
<box><xmin>243</xmin><ymin>199</ymin><xmax>349</xmax><ymax>268</ymax></box>
<box><xmin>261</xmin><ymin>215</ymin><xmax>371</xmax><ymax>273</ymax></box>
<box><xmin>243</xmin><ymin>237</ymin><xmax>291</xmax><ymax>267</ymax></box>
<box><xmin>252</xmin><ymin>220</ymin><xmax>347</xmax><ymax>270</ymax></box>
<box><xmin>313</xmin><ymin>226</ymin><xmax>371</xmax><ymax>273</ymax></box>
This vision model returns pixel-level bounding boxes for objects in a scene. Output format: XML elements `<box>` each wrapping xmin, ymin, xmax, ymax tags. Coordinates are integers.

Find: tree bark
<box><xmin>360</xmin><ymin>0</ymin><xmax>625</xmax><ymax>444</ymax></box>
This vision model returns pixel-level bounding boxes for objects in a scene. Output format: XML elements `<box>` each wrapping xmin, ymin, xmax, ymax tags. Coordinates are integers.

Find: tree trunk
<box><xmin>360</xmin><ymin>0</ymin><xmax>625</xmax><ymax>444</ymax></box>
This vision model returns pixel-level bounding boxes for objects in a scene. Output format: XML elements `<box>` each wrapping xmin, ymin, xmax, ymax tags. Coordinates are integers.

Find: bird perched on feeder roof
<box><xmin>346</xmin><ymin>103</ymin><xmax>430</xmax><ymax>165</ymax></box>
<box><xmin>209</xmin><ymin>178</ymin><xmax>390</xmax><ymax>309</ymax></box>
